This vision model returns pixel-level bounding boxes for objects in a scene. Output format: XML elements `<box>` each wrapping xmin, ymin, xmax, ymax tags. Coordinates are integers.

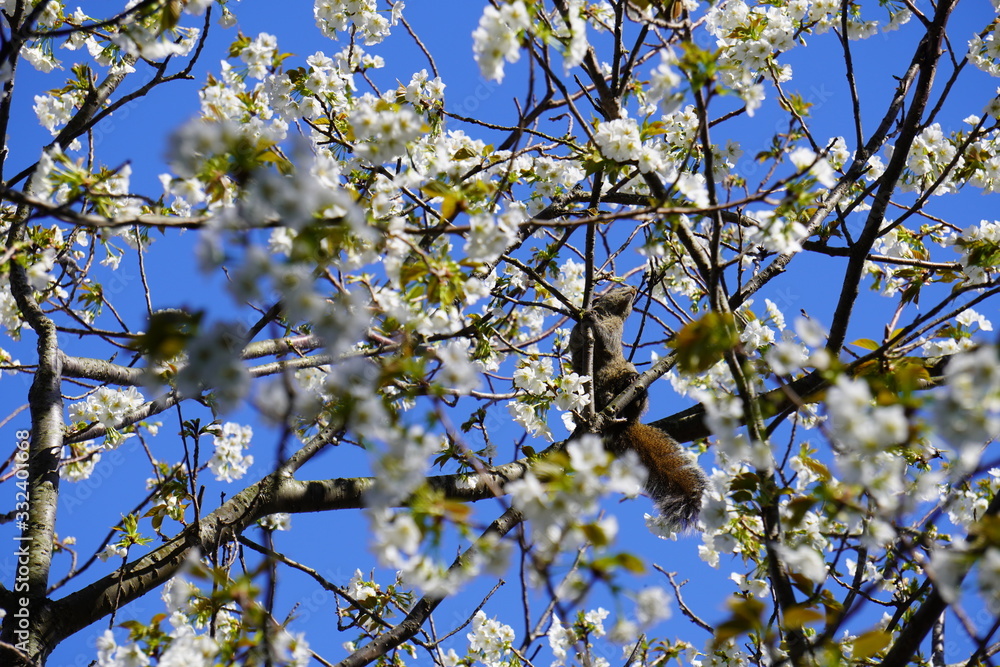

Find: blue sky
<box><xmin>2</xmin><ymin>1</ymin><xmax>1000</xmax><ymax>664</ymax></box>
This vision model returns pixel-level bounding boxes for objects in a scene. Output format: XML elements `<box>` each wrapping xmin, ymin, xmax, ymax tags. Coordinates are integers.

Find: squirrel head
<box><xmin>590</xmin><ymin>285</ymin><xmax>638</xmax><ymax>320</ymax></box>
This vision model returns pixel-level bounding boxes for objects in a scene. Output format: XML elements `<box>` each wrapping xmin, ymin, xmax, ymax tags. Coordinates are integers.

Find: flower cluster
<box><xmin>259</xmin><ymin>513</ymin><xmax>291</xmax><ymax>531</ymax></box>
<box><xmin>530</xmin><ymin>156</ymin><xmax>586</xmax><ymax>198</ymax></box>
<box><xmin>463</xmin><ymin>206</ymin><xmax>523</xmax><ymax>265</ymax></box>
<box><xmin>745</xmin><ymin>210</ymin><xmax>809</xmax><ymax>254</ymax></box>
<box><xmin>367</xmin><ymin>426</ymin><xmax>442</xmax><ymax>508</ymax></box>
<box><xmin>969</xmin><ymin>23</ymin><xmax>1000</xmax><ymax>77</ymax></box>
<box><xmin>548</xmin><ymin>609</ymin><xmax>611</xmax><ymax>666</ymax></box>
<box><xmin>643</xmin><ymin>50</ymin><xmax>684</xmax><ymax>115</ymax></box>
<box><xmin>826</xmin><ymin>376</ymin><xmax>910</xmax><ymax>511</ymax></box>
<box><xmin>433</xmin><ymin>339</ymin><xmax>482</xmax><ymax>394</ymax></box>
<box><xmin>505</xmin><ymin>435</ymin><xmax>645</xmax><ymax>564</ymax></box>
<box><xmin>472</xmin><ymin>0</ymin><xmax>531</xmax><ymax>82</ymax></box>
<box><xmin>240</xmin><ymin>32</ymin><xmax>279</xmax><ymax>79</ymax></box>
<box><xmin>903</xmin><ymin>123</ymin><xmax>962</xmax><ymax>195</ymax></box>
<box><xmin>594</xmin><ymin>118</ymin><xmax>642</xmax><ymax>162</ymax></box>
<box><xmin>866</xmin><ymin>227</ymin><xmax>924</xmax><ymax>297</ymax></box>
<box><xmin>933</xmin><ymin>346</ymin><xmax>1000</xmax><ymax>474</ymax></box>
<box><xmin>549</xmin><ymin>0</ymin><xmax>588</xmax><ymax>73</ymax></box>
<box><xmin>789</xmin><ymin>146</ymin><xmax>838</xmax><ymax>188</ymax></box>
<box><xmin>60</xmin><ymin>440</ymin><xmax>102</xmax><ymax>482</ymax></box>
<box><xmin>208</xmin><ymin>422</ymin><xmax>255</xmax><ymax>483</ymax></box>
<box><xmin>68</xmin><ymin>386</ymin><xmax>145</xmax><ymax>447</ymax></box>
<box><xmin>948</xmin><ymin>219</ymin><xmax>1000</xmax><ymax>284</ymax></box>
<box><xmin>116</xmin><ymin>21</ymin><xmax>200</xmax><ymax>61</ymax></box>
<box><xmin>349</xmin><ymin>98</ymin><xmax>425</xmax><ymax>163</ymax></box>
<box><xmin>368</xmin><ymin>507</ymin><xmax>508</xmax><ymax>598</ymax></box>
<box><xmin>705</xmin><ymin>0</ymin><xmax>906</xmax><ymax>116</ymax></box>
<box><xmin>34</xmin><ymin>90</ymin><xmax>83</xmax><ymax>138</ymax></box>
<box><xmin>172</xmin><ymin>322</ymin><xmax>251</xmax><ymax>414</ymax></box>
<box><xmin>0</xmin><ymin>275</ymin><xmax>22</xmax><ymax>336</ymax></box>
<box><xmin>401</xmin><ymin>68</ymin><xmax>446</xmax><ymax>108</ymax></box>
<box><xmin>96</xmin><ymin>575</ymin><xmax>310</xmax><ymax>667</ymax></box>
<box><xmin>466</xmin><ymin>611</ymin><xmax>516</xmax><ymax>666</ymax></box>
<box><xmin>314</xmin><ymin>0</ymin><xmax>403</xmax><ymax>45</ymax></box>
<box><xmin>508</xmin><ymin>356</ymin><xmax>593</xmax><ymax>439</ymax></box>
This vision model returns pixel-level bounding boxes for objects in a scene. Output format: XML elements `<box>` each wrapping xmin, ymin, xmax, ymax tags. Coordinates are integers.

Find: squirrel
<box><xmin>569</xmin><ymin>285</ymin><xmax>707</xmax><ymax>528</ymax></box>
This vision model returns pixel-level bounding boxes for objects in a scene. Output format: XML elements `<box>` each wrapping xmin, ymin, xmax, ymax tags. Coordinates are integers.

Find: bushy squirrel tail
<box><xmin>611</xmin><ymin>423</ymin><xmax>707</xmax><ymax>529</ymax></box>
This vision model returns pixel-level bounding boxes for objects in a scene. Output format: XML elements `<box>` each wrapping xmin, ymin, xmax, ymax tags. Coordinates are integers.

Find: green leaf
<box><xmin>798</xmin><ymin>457</ymin><xmax>830</xmax><ymax>482</ymax></box>
<box><xmin>778</xmin><ymin>92</ymin><xmax>813</xmax><ymax>117</ymax></box>
<box><xmin>669</xmin><ymin>311</ymin><xmax>738</xmax><ymax>373</ymax></box>
<box><xmin>783</xmin><ymin>605</ymin><xmax>824</xmax><ymax>629</ymax></box>
<box><xmin>259</xmin><ymin>147</ymin><xmax>294</xmax><ymax>175</ymax></box>
<box><xmin>615</xmin><ymin>552</ymin><xmax>647</xmax><ymax>574</ymax></box>
<box><xmin>851</xmin><ymin>629</ymin><xmax>892</xmax><ymax>659</ymax></box>
<box><xmin>421</xmin><ymin>180</ymin><xmax>452</xmax><ymax>198</ymax></box>
<box><xmin>452</xmin><ymin>146</ymin><xmax>478</xmax><ymax>160</ymax></box>
<box><xmin>784</xmin><ymin>496</ymin><xmax>816</xmax><ymax>527</ymax></box>
<box><xmin>130</xmin><ymin>310</ymin><xmax>203</xmax><ymax>362</ymax></box>
<box><xmin>440</xmin><ymin>193</ymin><xmax>463</xmax><ymax>221</ymax></box>
<box><xmin>228</xmin><ymin>32</ymin><xmax>251</xmax><ymax>58</ymax></box>
<box><xmin>712</xmin><ymin>597</ymin><xmax>764</xmax><ymax>647</ymax></box>
<box><xmin>580</xmin><ymin>522</ymin><xmax>614</xmax><ymax>548</ymax></box>
<box><xmin>590</xmin><ymin>552</ymin><xmax>646</xmax><ymax>575</ymax></box>
<box><xmin>850</xmin><ymin>338</ymin><xmax>880</xmax><ymax>351</ymax></box>
<box><xmin>161</xmin><ymin>0</ymin><xmax>182</xmax><ymax>31</ymax></box>
<box><xmin>286</xmin><ymin>66</ymin><xmax>307</xmax><ymax>84</ymax></box>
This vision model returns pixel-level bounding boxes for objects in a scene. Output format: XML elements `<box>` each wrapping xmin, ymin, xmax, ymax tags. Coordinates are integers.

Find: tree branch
<box><xmin>826</xmin><ymin>0</ymin><xmax>957</xmax><ymax>353</ymax></box>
